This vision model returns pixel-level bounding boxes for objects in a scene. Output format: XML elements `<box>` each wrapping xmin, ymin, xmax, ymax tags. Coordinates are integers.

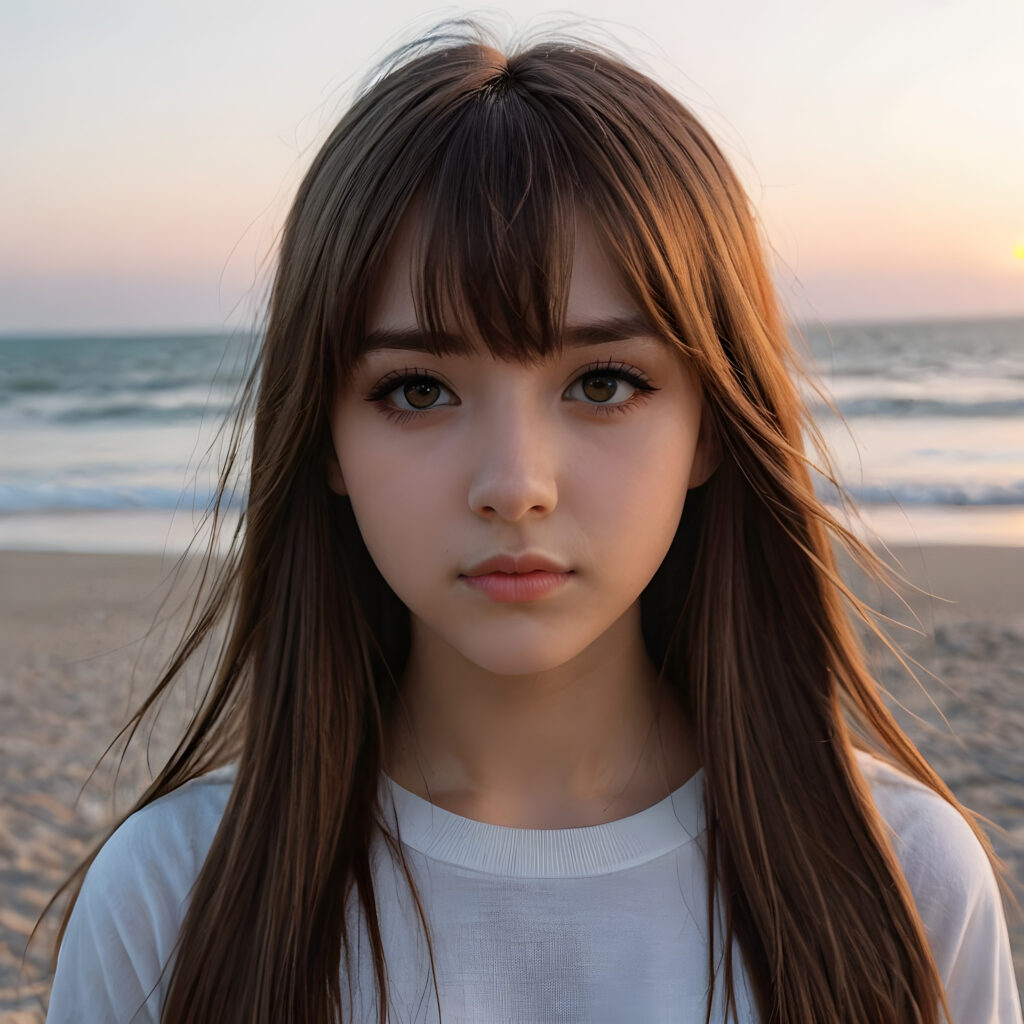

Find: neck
<box><xmin>383</xmin><ymin>603</ymin><xmax>699</xmax><ymax>828</ymax></box>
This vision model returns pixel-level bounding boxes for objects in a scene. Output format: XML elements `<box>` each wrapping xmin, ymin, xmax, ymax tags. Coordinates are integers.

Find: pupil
<box><xmin>405</xmin><ymin>381</ymin><xmax>439</xmax><ymax>409</ymax></box>
<box><xmin>583</xmin><ymin>376</ymin><xmax>617</xmax><ymax>403</ymax></box>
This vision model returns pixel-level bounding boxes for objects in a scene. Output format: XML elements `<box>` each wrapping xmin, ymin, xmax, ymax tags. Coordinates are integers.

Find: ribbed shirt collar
<box><xmin>379</xmin><ymin>769</ymin><xmax>706</xmax><ymax>878</ymax></box>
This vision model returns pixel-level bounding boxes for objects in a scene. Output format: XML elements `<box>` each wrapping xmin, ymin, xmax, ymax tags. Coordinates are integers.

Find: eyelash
<box><xmin>364</xmin><ymin>361</ymin><xmax>660</xmax><ymax>425</ymax></box>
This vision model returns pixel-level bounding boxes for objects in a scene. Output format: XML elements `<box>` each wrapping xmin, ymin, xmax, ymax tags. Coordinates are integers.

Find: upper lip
<box><xmin>461</xmin><ymin>552</ymin><xmax>572</xmax><ymax>576</ymax></box>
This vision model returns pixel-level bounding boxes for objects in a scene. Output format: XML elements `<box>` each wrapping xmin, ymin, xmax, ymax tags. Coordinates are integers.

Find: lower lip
<box><xmin>460</xmin><ymin>570</ymin><xmax>573</xmax><ymax>602</ymax></box>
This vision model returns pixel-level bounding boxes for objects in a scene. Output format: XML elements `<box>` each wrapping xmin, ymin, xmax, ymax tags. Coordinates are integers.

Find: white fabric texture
<box><xmin>46</xmin><ymin>752</ymin><xmax>1022</xmax><ymax>1023</ymax></box>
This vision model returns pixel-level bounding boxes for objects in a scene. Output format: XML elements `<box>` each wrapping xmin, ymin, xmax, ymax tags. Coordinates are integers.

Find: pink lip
<box><xmin>459</xmin><ymin>552</ymin><xmax>573</xmax><ymax>603</ymax></box>
<box><xmin>462</xmin><ymin>552</ymin><xmax>570</xmax><ymax>575</ymax></box>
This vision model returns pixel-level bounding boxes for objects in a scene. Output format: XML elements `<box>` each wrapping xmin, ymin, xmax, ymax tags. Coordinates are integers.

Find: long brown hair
<box><xmin>49</xmin><ymin>22</ymin><xmax>1002</xmax><ymax>1022</ymax></box>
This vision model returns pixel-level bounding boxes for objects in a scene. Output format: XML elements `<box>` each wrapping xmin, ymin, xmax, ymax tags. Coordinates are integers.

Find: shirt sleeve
<box><xmin>46</xmin><ymin>809</ymin><xmax>182</xmax><ymax>1023</ymax></box>
<box><xmin>863</xmin><ymin>756</ymin><xmax>1023</xmax><ymax>1024</ymax></box>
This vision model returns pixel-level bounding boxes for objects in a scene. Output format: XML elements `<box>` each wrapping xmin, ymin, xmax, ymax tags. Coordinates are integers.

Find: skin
<box><xmin>328</xmin><ymin>216</ymin><xmax>717</xmax><ymax>828</ymax></box>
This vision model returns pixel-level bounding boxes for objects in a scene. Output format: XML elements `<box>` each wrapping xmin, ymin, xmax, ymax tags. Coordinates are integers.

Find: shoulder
<box><xmin>92</xmin><ymin>764</ymin><xmax>237</xmax><ymax>894</ymax></box>
<box><xmin>855</xmin><ymin>751</ymin><xmax>1022</xmax><ymax>1024</ymax></box>
<box><xmin>47</xmin><ymin>766</ymin><xmax>236</xmax><ymax>1024</ymax></box>
<box><xmin>855</xmin><ymin>750</ymin><xmax>990</xmax><ymax>898</ymax></box>
<box><xmin>78</xmin><ymin>764</ymin><xmax>237</xmax><ymax>938</ymax></box>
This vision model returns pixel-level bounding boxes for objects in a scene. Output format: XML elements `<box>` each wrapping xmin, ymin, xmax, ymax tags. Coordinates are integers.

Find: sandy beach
<box><xmin>1</xmin><ymin>545</ymin><xmax>1021</xmax><ymax>1020</ymax></box>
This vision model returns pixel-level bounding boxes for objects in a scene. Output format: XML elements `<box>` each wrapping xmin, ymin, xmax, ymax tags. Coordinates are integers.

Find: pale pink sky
<box><xmin>2</xmin><ymin>0</ymin><xmax>1022</xmax><ymax>331</ymax></box>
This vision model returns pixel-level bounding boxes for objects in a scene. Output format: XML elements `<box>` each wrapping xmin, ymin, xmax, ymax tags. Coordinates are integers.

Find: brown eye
<box><xmin>581</xmin><ymin>375</ymin><xmax>620</xmax><ymax>403</ymax></box>
<box><xmin>568</xmin><ymin>371</ymin><xmax>637</xmax><ymax>405</ymax></box>
<box><xmin>367</xmin><ymin>370</ymin><xmax>458</xmax><ymax>418</ymax></box>
<box><xmin>564</xmin><ymin>364</ymin><xmax>654</xmax><ymax>410</ymax></box>
<box><xmin>403</xmin><ymin>381</ymin><xmax>442</xmax><ymax>409</ymax></box>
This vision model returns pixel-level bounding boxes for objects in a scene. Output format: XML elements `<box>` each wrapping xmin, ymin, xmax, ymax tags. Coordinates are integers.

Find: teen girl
<box><xmin>46</xmin><ymin>25</ymin><xmax>1021</xmax><ymax>1024</ymax></box>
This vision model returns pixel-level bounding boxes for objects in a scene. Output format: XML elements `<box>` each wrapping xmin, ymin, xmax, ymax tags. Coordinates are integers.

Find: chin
<box><xmin>456</xmin><ymin>635</ymin><xmax>594</xmax><ymax>678</ymax></box>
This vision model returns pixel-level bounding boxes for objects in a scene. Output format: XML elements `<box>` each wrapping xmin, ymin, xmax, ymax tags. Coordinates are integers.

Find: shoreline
<box><xmin>1</xmin><ymin>502</ymin><xmax>1021</xmax><ymax>555</ymax></box>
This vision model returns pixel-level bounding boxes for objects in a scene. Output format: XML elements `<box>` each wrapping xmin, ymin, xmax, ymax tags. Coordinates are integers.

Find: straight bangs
<box><xmin>407</xmin><ymin>69</ymin><xmax>580</xmax><ymax>363</ymax></box>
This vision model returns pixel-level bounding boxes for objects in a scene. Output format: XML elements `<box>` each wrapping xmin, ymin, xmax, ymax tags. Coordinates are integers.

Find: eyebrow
<box><xmin>361</xmin><ymin>315</ymin><xmax>658</xmax><ymax>355</ymax></box>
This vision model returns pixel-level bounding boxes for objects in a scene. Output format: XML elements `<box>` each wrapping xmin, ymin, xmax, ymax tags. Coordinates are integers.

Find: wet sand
<box><xmin>1</xmin><ymin>546</ymin><xmax>1021</xmax><ymax>1019</ymax></box>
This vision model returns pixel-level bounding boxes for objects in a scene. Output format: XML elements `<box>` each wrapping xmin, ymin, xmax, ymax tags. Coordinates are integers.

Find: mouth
<box><xmin>458</xmin><ymin>568</ymin><xmax>574</xmax><ymax>603</ymax></box>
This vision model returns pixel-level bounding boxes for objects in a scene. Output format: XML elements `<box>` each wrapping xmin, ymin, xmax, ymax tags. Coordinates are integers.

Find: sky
<box><xmin>2</xmin><ymin>0</ymin><xmax>1022</xmax><ymax>332</ymax></box>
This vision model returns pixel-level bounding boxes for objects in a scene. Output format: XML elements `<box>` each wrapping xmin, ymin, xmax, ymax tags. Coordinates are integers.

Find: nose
<box><xmin>466</xmin><ymin>393</ymin><xmax>558</xmax><ymax>522</ymax></box>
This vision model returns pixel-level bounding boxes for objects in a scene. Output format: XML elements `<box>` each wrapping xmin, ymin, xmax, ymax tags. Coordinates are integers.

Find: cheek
<box><xmin>572</xmin><ymin>417</ymin><xmax>696</xmax><ymax>591</ymax></box>
<box><xmin>578</xmin><ymin>417</ymin><xmax>695</xmax><ymax>527</ymax></box>
<box><xmin>334</xmin><ymin>425</ymin><xmax>450</xmax><ymax>594</ymax></box>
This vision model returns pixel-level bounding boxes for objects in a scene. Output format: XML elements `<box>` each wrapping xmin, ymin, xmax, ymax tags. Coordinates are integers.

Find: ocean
<box><xmin>0</xmin><ymin>318</ymin><xmax>1021</xmax><ymax>553</ymax></box>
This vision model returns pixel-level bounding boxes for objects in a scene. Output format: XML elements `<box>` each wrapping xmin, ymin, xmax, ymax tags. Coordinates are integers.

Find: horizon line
<box><xmin>2</xmin><ymin>308</ymin><xmax>1024</xmax><ymax>341</ymax></box>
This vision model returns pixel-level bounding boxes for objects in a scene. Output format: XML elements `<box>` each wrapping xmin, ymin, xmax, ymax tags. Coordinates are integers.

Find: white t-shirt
<box><xmin>46</xmin><ymin>752</ymin><xmax>1022</xmax><ymax>1023</ymax></box>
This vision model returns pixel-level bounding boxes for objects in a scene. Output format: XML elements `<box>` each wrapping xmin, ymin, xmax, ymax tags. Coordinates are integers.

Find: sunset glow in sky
<box><xmin>2</xmin><ymin>0</ymin><xmax>1022</xmax><ymax>332</ymax></box>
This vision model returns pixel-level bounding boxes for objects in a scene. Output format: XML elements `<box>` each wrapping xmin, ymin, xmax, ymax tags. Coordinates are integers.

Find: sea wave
<box><xmin>51</xmin><ymin>402</ymin><xmax>234</xmax><ymax>424</ymax></box>
<box><xmin>0</xmin><ymin>482</ymin><xmax>242</xmax><ymax>513</ymax></box>
<box><xmin>811</xmin><ymin>397</ymin><xmax>1024</xmax><ymax>419</ymax></box>
<box><xmin>3</xmin><ymin>372</ymin><xmax>237</xmax><ymax>395</ymax></box>
<box><xmin>4</xmin><ymin>478</ymin><xmax>1021</xmax><ymax>515</ymax></box>
<box><xmin>817</xmin><ymin>478</ymin><xmax>1024</xmax><ymax>507</ymax></box>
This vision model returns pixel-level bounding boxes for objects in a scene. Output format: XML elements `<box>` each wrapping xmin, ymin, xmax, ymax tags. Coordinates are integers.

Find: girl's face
<box><xmin>328</xmin><ymin>217</ymin><xmax>713</xmax><ymax>678</ymax></box>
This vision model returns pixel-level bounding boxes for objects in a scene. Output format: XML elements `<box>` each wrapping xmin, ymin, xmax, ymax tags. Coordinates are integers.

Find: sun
<box><xmin>1015</xmin><ymin>244</ymin><xmax>1024</xmax><ymax>260</ymax></box>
